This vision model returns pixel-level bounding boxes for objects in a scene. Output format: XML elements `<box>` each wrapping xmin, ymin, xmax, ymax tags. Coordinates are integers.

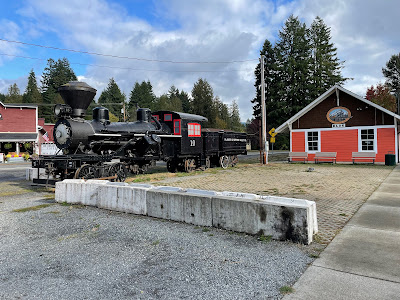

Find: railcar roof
<box><xmin>154</xmin><ymin>111</ymin><xmax>208</xmax><ymax>122</ymax></box>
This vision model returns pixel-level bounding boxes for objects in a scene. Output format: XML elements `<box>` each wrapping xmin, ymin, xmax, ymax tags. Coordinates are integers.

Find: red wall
<box><xmin>377</xmin><ymin>128</ymin><xmax>395</xmax><ymax>162</ymax></box>
<box><xmin>291</xmin><ymin>128</ymin><xmax>396</xmax><ymax>163</ymax></box>
<box><xmin>0</xmin><ymin>105</ymin><xmax>37</xmax><ymax>132</ymax></box>
<box><xmin>321</xmin><ymin>129</ymin><xmax>358</xmax><ymax>162</ymax></box>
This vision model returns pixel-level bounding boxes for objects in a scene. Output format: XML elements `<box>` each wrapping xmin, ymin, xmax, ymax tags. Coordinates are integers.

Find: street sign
<box><xmin>269</xmin><ymin>128</ymin><xmax>277</xmax><ymax>137</ymax></box>
<box><xmin>270</xmin><ymin>137</ymin><xmax>276</xmax><ymax>143</ymax></box>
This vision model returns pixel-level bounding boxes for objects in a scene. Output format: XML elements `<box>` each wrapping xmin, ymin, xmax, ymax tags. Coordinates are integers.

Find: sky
<box><xmin>0</xmin><ymin>0</ymin><xmax>399</xmax><ymax>122</ymax></box>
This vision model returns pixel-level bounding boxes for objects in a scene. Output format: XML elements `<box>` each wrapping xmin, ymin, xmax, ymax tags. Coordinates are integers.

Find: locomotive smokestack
<box><xmin>58</xmin><ymin>81</ymin><xmax>96</xmax><ymax>118</ymax></box>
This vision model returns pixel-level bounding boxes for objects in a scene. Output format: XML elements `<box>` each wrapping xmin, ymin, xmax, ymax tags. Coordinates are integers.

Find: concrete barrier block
<box><xmin>55</xmin><ymin>179</ymin><xmax>85</xmax><ymax>204</ymax></box>
<box><xmin>83</xmin><ymin>180</ymin><xmax>109</xmax><ymax>206</ymax></box>
<box><xmin>146</xmin><ymin>190</ymin><xmax>213</xmax><ymax>226</ymax></box>
<box><xmin>212</xmin><ymin>196</ymin><xmax>313</xmax><ymax>244</ymax></box>
<box><xmin>98</xmin><ymin>183</ymin><xmax>149</xmax><ymax>215</ymax></box>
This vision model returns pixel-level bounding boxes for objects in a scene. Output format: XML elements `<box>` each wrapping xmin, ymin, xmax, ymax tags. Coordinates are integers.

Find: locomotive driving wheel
<box><xmin>219</xmin><ymin>155</ymin><xmax>229</xmax><ymax>169</ymax></box>
<box><xmin>230</xmin><ymin>155</ymin><xmax>239</xmax><ymax>167</ymax></box>
<box><xmin>74</xmin><ymin>164</ymin><xmax>99</xmax><ymax>179</ymax></box>
<box><xmin>184</xmin><ymin>159</ymin><xmax>196</xmax><ymax>173</ymax></box>
<box><xmin>108</xmin><ymin>162</ymin><xmax>128</xmax><ymax>182</ymax></box>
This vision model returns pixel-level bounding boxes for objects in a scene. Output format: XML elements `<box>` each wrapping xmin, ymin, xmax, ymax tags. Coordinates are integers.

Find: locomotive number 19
<box><xmin>190</xmin><ymin>140</ymin><xmax>196</xmax><ymax>147</ymax></box>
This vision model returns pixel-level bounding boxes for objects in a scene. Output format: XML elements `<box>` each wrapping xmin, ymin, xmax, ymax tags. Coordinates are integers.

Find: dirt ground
<box><xmin>128</xmin><ymin>161</ymin><xmax>394</xmax><ymax>245</ymax></box>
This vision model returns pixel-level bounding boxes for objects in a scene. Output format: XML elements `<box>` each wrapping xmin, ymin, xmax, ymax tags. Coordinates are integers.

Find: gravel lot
<box><xmin>0</xmin><ymin>190</ymin><xmax>312</xmax><ymax>300</ymax></box>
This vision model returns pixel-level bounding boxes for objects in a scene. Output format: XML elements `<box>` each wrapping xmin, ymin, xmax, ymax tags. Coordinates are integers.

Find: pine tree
<box><xmin>229</xmin><ymin>100</ymin><xmax>243</xmax><ymax>131</ymax></box>
<box><xmin>98</xmin><ymin>78</ymin><xmax>126</xmax><ymax>118</ymax></box>
<box><xmin>5</xmin><ymin>83</ymin><xmax>23</xmax><ymax>103</ymax></box>
<box><xmin>129</xmin><ymin>80</ymin><xmax>156</xmax><ymax>111</ymax></box>
<box><xmin>274</xmin><ymin>15</ymin><xmax>312</xmax><ymax>120</ymax></box>
<box><xmin>41</xmin><ymin>58</ymin><xmax>77</xmax><ymax>122</ymax></box>
<box><xmin>191</xmin><ymin>78</ymin><xmax>215</xmax><ymax>127</ymax></box>
<box><xmin>309</xmin><ymin>16</ymin><xmax>346</xmax><ymax>98</ymax></box>
<box><xmin>23</xmin><ymin>69</ymin><xmax>42</xmax><ymax>104</ymax></box>
<box><xmin>382</xmin><ymin>53</ymin><xmax>400</xmax><ymax>112</ymax></box>
<box><xmin>178</xmin><ymin>90</ymin><xmax>191</xmax><ymax>113</ymax></box>
<box><xmin>213</xmin><ymin>97</ymin><xmax>230</xmax><ymax>129</ymax></box>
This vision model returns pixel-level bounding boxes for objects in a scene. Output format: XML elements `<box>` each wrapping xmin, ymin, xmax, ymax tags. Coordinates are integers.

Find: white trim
<box><xmin>305</xmin><ymin>130</ymin><xmax>321</xmax><ymax>153</ymax></box>
<box><xmin>291</xmin><ymin>125</ymin><xmax>395</xmax><ymax>132</ymax></box>
<box><xmin>276</xmin><ymin>85</ymin><xmax>400</xmax><ymax>133</ymax></box>
<box><xmin>358</xmin><ymin>127</ymin><xmax>377</xmax><ymax>153</ymax></box>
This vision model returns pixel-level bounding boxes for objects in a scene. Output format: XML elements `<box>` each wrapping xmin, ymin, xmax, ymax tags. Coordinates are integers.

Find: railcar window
<box><xmin>174</xmin><ymin>119</ymin><xmax>181</xmax><ymax>135</ymax></box>
<box><xmin>153</xmin><ymin>115</ymin><xmax>159</xmax><ymax>121</ymax></box>
<box><xmin>164</xmin><ymin>114</ymin><xmax>172</xmax><ymax>121</ymax></box>
<box><xmin>188</xmin><ymin>123</ymin><xmax>201</xmax><ymax>137</ymax></box>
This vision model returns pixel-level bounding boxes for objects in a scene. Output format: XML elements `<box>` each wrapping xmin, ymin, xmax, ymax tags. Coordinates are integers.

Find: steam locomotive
<box><xmin>32</xmin><ymin>81</ymin><xmax>247</xmax><ymax>184</ymax></box>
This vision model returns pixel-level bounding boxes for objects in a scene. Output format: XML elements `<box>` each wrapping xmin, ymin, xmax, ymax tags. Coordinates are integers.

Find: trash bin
<box><xmin>385</xmin><ymin>152</ymin><xmax>396</xmax><ymax>166</ymax></box>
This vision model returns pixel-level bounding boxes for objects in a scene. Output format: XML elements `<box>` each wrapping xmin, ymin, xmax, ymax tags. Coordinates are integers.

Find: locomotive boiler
<box><xmin>53</xmin><ymin>81</ymin><xmax>163</xmax><ymax>157</ymax></box>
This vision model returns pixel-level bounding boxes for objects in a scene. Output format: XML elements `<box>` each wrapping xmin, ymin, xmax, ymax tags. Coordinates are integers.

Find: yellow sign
<box><xmin>269</xmin><ymin>128</ymin><xmax>277</xmax><ymax>137</ymax></box>
<box><xmin>270</xmin><ymin>137</ymin><xmax>276</xmax><ymax>143</ymax></box>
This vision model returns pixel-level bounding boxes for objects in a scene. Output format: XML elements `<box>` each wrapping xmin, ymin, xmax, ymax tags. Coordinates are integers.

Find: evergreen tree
<box><xmin>5</xmin><ymin>83</ymin><xmax>22</xmax><ymax>103</ymax></box>
<box><xmin>309</xmin><ymin>16</ymin><xmax>346</xmax><ymax>98</ymax></box>
<box><xmin>382</xmin><ymin>53</ymin><xmax>400</xmax><ymax>112</ymax></box>
<box><xmin>129</xmin><ymin>80</ymin><xmax>156</xmax><ymax>112</ymax></box>
<box><xmin>23</xmin><ymin>69</ymin><xmax>42</xmax><ymax>104</ymax></box>
<box><xmin>229</xmin><ymin>100</ymin><xmax>243</xmax><ymax>132</ymax></box>
<box><xmin>191</xmin><ymin>78</ymin><xmax>215</xmax><ymax>127</ymax></box>
<box><xmin>0</xmin><ymin>93</ymin><xmax>5</xmax><ymax>103</ymax></box>
<box><xmin>274</xmin><ymin>15</ymin><xmax>312</xmax><ymax>120</ymax></box>
<box><xmin>178</xmin><ymin>90</ymin><xmax>191</xmax><ymax>113</ymax></box>
<box><xmin>213</xmin><ymin>97</ymin><xmax>230</xmax><ymax>129</ymax></box>
<box><xmin>98</xmin><ymin>78</ymin><xmax>126</xmax><ymax>118</ymax></box>
<box><xmin>41</xmin><ymin>58</ymin><xmax>77</xmax><ymax>122</ymax></box>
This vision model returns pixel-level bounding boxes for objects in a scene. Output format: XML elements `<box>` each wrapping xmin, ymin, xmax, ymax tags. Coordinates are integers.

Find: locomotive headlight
<box><xmin>54</xmin><ymin>104</ymin><xmax>72</xmax><ymax>117</ymax></box>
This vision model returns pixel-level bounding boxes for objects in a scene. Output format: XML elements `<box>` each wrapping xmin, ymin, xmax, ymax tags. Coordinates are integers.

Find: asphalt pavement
<box><xmin>284</xmin><ymin>165</ymin><xmax>400</xmax><ymax>299</ymax></box>
<box><xmin>0</xmin><ymin>162</ymin><xmax>30</xmax><ymax>182</ymax></box>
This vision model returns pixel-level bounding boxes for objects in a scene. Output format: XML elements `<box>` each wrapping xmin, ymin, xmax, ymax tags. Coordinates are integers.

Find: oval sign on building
<box><xmin>326</xmin><ymin>107</ymin><xmax>351</xmax><ymax>124</ymax></box>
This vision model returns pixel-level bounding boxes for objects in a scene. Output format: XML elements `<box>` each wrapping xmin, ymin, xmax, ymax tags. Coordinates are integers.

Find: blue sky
<box><xmin>0</xmin><ymin>0</ymin><xmax>399</xmax><ymax>121</ymax></box>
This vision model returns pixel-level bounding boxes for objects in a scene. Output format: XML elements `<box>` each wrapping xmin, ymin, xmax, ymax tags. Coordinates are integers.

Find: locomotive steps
<box><xmin>55</xmin><ymin>180</ymin><xmax>317</xmax><ymax>244</ymax></box>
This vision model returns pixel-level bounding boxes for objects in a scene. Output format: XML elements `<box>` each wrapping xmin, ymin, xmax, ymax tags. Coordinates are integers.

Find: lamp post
<box><xmin>260</xmin><ymin>55</ymin><xmax>268</xmax><ymax>164</ymax></box>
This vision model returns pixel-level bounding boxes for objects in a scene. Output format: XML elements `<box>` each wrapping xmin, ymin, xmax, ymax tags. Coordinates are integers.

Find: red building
<box><xmin>0</xmin><ymin>101</ymin><xmax>54</xmax><ymax>159</ymax></box>
<box><xmin>276</xmin><ymin>85</ymin><xmax>399</xmax><ymax>163</ymax></box>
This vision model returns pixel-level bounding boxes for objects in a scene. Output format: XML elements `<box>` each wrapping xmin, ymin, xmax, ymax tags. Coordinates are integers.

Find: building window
<box><xmin>164</xmin><ymin>114</ymin><xmax>172</xmax><ymax>121</ymax></box>
<box><xmin>188</xmin><ymin>123</ymin><xmax>201</xmax><ymax>137</ymax></box>
<box><xmin>360</xmin><ymin>129</ymin><xmax>374</xmax><ymax>151</ymax></box>
<box><xmin>307</xmin><ymin>131</ymin><xmax>319</xmax><ymax>151</ymax></box>
<box><xmin>173</xmin><ymin>119</ymin><xmax>181</xmax><ymax>135</ymax></box>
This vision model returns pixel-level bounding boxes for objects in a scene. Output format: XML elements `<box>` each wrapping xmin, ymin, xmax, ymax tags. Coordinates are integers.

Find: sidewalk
<box><xmin>285</xmin><ymin>165</ymin><xmax>400</xmax><ymax>299</ymax></box>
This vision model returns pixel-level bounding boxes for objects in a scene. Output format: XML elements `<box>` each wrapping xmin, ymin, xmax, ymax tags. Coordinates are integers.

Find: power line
<box><xmin>0</xmin><ymin>53</ymin><xmax>255</xmax><ymax>73</ymax></box>
<box><xmin>0</xmin><ymin>38</ymin><xmax>258</xmax><ymax>64</ymax></box>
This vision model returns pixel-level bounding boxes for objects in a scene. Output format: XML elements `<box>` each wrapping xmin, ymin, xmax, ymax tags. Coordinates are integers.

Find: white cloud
<box><xmin>1</xmin><ymin>0</ymin><xmax>399</xmax><ymax>121</ymax></box>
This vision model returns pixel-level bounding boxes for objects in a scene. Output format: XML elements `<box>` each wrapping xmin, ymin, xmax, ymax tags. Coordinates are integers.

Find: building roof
<box><xmin>275</xmin><ymin>85</ymin><xmax>400</xmax><ymax>133</ymax></box>
<box><xmin>0</xmin><ymin>101</ymin><xmax>37</xmax><ymax>109</ymax></box>
<box><xmin>0</xmin><ymin>133</ymin><xmax>38</xmax><ymax>142</ymax></box>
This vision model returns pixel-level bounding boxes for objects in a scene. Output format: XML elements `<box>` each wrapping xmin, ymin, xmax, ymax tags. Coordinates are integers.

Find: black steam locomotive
<box><xmin>32</xmin><ymin>81</ymin><xmax>247</xmax><ymax>183</ymax></box>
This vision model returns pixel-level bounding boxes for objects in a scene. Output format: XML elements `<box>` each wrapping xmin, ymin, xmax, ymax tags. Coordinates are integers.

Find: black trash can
<box><xmin>385</xmin><ymin>152</ymin><xmax>396</xmax><ymax>166</ymax></box>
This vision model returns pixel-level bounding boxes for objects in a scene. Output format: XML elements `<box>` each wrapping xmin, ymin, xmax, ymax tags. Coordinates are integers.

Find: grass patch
<box><xmin>339</xmin><ymin>213</ymin><xmax>347</xmax><ymax>217</ymax></box>
<box><xmin>46</xmin><ymin>211</ymin><xmax>60</xmax><ymax>214</ymax></box>
<box><xmin>152</xmin><ymin>240</ymin><xmax>160</xmax><ymax>246</ymax></box>
<box><xmin>202</xmin><ymin>228</ymin><xmax>210</xmax><ymax>232</ymax></box>
<box><xmin>12</xmin><ymin>203</ymin><xmax>54</xmax><ymax>213</ymax></box>
<box><xmin>279</xmin><ymin>286</ymin><xmax>294</xmax><ymax>295</ymax></box>
<box><xmin>258</xmin><ymin>235</ymin><xmax>272</xmax><ymax>243</ymax></box>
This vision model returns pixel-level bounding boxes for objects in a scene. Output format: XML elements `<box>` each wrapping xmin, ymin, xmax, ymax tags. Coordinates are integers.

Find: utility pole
<box><xmin>260</xmin><ymin>55</ymin><xmax>268</xmax><ymax>164</ymax></box>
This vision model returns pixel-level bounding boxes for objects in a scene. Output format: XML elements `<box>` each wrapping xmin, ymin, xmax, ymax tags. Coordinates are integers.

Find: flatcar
<box><xmin>31</xmin><ymin>81</ymin><xmax>247</xmax><ymax>184</ymax></box>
